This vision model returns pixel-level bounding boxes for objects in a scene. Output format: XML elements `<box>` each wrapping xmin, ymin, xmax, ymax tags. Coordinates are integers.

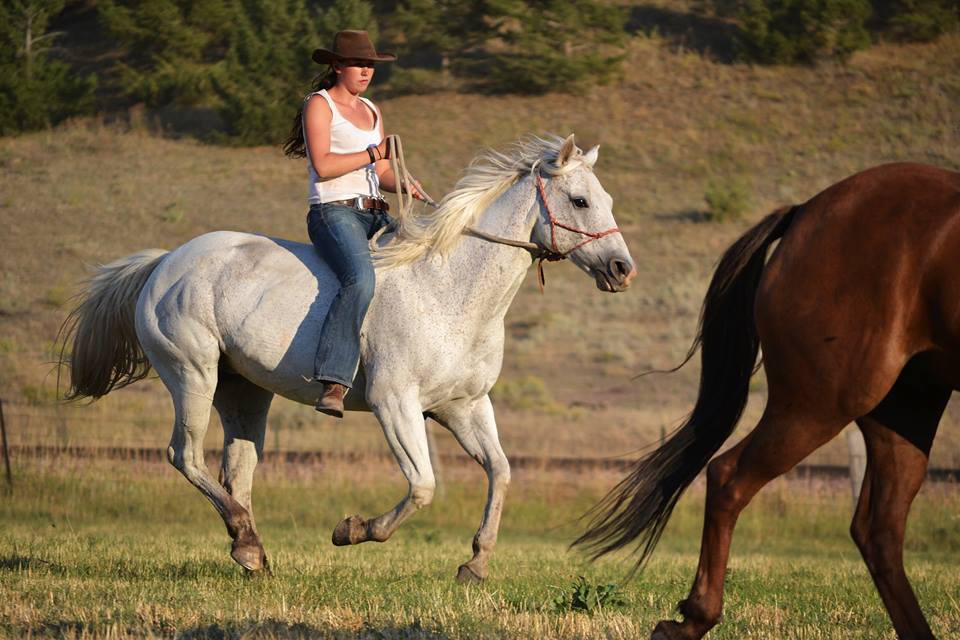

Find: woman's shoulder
<box><xmin>304</xmin><ymin>91</ymin><xmax>334</xmax><ymax>116</ymax></box>
<box><xmin>359</xmin><ymin>96</ymin><xmax>380</xmax><ymax>113</ymax></box>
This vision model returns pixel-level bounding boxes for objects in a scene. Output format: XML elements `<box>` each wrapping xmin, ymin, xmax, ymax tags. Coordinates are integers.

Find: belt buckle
<box><xmin>352</xmin><ymin>196</ymin><xmax>365</xmax><ymax>210</ymax></box>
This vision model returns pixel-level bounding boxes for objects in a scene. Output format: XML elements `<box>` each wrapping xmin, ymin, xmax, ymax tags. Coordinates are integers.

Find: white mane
<box><xmin>374</xmin><ymin>134</ymin><xmax>590</xmax><ymax>268</ymax></box>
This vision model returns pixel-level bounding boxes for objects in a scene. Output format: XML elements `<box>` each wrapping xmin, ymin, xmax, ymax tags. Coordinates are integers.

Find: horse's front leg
<box><xmin>332</xmin><ymin>390</ymin><xmax>435</xmax><ymax>545</ymax></box>
<box><xmin>433</xmin><ymin>395</ymin><xmax>510</xmax><ymax>583</ymax></box>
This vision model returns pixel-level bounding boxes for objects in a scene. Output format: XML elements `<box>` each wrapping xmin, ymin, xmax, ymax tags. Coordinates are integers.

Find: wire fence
<box><xmin>2</xmin><ymin>398</ymin><xmax>958</xmax><ymax>485</ymax></box>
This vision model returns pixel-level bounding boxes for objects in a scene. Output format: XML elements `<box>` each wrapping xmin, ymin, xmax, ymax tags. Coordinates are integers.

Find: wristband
<box><xmin>366</xmin><ymin>146</ymin><xmax>377</xmax><ymax>164</ymax></box>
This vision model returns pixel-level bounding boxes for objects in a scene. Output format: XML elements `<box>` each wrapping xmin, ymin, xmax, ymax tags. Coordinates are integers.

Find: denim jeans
<box><xmin>307</xmin><ymin>202</ymin><xmax>393</xmax><ymax>387</ymax></box>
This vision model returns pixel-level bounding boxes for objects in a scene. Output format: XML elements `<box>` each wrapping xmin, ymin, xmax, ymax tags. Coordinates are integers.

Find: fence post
<box><xmin>0</xmin><ymin>398</ymin><xmax>12</xmax><ymax>493</ymax></box>
<box><xmin>846</xmin><ymin>428</ymin><xmax>866</xmax><ymax>507</ymax></box>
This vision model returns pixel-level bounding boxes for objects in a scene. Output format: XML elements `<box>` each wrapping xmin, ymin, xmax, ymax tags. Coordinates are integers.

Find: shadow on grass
<box><xmin>0</xmin><ymin>554</ymin><xmax>62</xmax><ymax>572</ymax></box>
<box><xmin>628</xmin><ymin>5</ymin><xmax>741</xmax><ymax>63</ymax></box>
<box><xmin>9</xmin><ymin>620</ymin><xmax>451</xmax><ymax>639</ymax></box>
<box><xmin>179</xmin><ymin>620</ymin><xmax>450</xmax><ymax>639</ymax></box>
<box><xmin>653</xmin><ymin>209</ymin><xmax>712</xmax><ymax>223</ymax></box>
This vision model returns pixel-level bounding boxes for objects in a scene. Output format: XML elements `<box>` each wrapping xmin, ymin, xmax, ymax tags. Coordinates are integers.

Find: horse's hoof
<box><xmin>231</xmin><ymin>542</ymin><xmax>266</xmax><ymax>572</ymax></box>
<box><xmin>651</xmin><ymin>620</ymin><xmax>685</xmax><ymax>640</ymax></box>
<box><xmin>332</xmin><ymin>515</ymin><xmax>367</xmax><ymax>546</ymax></box>
<box><xmin>455</xmin><ymin>563</ymin><xmax>484</xmax><ymax>584</ymax></box>
<box><xmin>244</xmin><ymin>553</ymin><xmax>272</xmax><ymax>578</ymax></box>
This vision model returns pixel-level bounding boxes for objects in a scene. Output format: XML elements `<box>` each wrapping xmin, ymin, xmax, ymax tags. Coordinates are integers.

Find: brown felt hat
<box><xmin>312</xmin><ymin>30</ymin><xmax>397</xmax><ymax>65</ymax></box>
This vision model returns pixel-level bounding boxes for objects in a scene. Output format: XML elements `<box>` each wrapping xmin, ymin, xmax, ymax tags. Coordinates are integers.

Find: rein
<box><xmin>376</xmin><ymin>136</ymin><xmax>621</xmax><ymax>292</ymax></box>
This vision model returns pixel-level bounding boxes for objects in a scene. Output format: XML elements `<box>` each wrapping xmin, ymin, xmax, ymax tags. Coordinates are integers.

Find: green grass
<box><xmin>1</xmin><ymin>461</ymin><xmax>958</xmax><ymax>638</ymax></box>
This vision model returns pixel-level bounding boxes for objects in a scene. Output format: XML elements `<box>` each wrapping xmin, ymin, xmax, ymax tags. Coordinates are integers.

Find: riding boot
<box><xmin>315</xmin><ymin>382</ymin><xmax>348</xmax><ymax>418</ymax></box>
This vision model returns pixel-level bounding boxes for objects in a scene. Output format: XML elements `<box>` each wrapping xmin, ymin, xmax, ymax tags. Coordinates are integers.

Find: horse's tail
<box><xmin>59</xmin><ymin>249</ymin><xmax>169</xmax><ymax>401</ymax></box>
<box><xmin>573</xmin><ymin>205</ymin><xmax>798</xmax><ymax>567</ymax></box>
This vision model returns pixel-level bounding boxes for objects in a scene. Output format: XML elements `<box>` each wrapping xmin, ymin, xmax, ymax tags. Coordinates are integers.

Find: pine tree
<box><xmin>0</xmin><ymin>0</ymin><xmax>96</xmax><ymax>134</ymax></box>
<box><xmin>392</xmin><ymin>0</ymin><xmax>485</xmax><ymax>72</ymax></box>
<box><xmin>98</xmin><ymin>0</ymin><xmax>232</xmax><ymax>105</ymax></box>
<box><xmin>484</xmin><ymin>0</ymin><xmax>628</xmax><ymax>94</ymax></box>
<box><xmin>317</xmin><ymin>0</ymin><xmax>379</xmax><ymax>45</ymax></box>
<box><xmin>212</xmin><ymin>0</ymin><xmax>327</xmax><ymax>145</ymax></box>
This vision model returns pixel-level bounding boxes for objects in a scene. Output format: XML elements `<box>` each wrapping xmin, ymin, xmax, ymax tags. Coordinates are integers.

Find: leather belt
<box><xmin>325</xmin><ymin>196</ymin><xmax>389</xmax><ymax>212</ymax></box>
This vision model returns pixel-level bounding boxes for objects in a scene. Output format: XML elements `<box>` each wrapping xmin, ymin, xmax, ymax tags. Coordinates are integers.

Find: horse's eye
<box><xmin>571</xmin><ymin>197</ymin><xmax>589</xmax><ymax>208</ymax></box>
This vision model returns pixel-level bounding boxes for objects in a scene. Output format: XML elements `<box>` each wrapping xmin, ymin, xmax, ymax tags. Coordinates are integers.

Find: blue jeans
<box><xmin>307</xmin><ymin>202</ymin><xmax>393</xmax><ymax>387</ymax></box>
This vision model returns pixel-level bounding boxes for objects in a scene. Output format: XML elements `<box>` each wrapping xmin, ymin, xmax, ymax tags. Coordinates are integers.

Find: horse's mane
<box><xmin>374</xmin><ymin>134</ymin><xmax>588</xmax><ymax>268</ymax></box>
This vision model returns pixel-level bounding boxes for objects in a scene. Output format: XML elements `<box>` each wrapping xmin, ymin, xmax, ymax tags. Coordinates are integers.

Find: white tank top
<box><xmin>304</xmin><ymin>89</ymin><xmax>382</xmax><ymax>204</ymax></box>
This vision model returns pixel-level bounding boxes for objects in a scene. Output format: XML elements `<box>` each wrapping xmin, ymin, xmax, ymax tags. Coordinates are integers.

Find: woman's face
<box><xmin>335</xmin><ymin>60</ymin><xmax>375</xmax><ymax>94</ymax></box>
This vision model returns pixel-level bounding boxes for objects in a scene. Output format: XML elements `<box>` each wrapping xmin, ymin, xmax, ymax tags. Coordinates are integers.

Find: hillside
<box><xmin>1</xmin><ymin>33</ymin><xmax>959</xmax><ymax>468</ymax></box>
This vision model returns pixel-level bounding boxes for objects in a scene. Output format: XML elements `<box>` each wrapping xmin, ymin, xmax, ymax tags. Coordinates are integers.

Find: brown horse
<box><xmin>576</xmin><ymin>162</ymin><xmax>960</xmax><ymax>639</ymax></box>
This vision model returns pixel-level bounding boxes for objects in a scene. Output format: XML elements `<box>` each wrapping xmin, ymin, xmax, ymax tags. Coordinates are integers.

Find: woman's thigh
<box><xmin>308</xmin><ymin>204</ymin><xmax>375</xmax><ymax>286</ymax></box>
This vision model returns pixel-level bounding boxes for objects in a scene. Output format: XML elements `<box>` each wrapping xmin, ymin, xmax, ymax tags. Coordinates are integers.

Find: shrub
<box><xmin>738</xmin><ymin>0</ymin><xmax>872</xmax><ymax>63</ymax></box>
<box><xmin>872</xmin><ymin>0</ymin><xmax>959</xmax><ymax>41</ymax></box>
<box><xmin>704</xmin><ymin>177</ymin><xmax>750</xmax><ymax>222</ymax></box>
<box><xmin>551</xmin><ymin>576</ymin><xmax>627</xmax><ymax>613</ymax></box>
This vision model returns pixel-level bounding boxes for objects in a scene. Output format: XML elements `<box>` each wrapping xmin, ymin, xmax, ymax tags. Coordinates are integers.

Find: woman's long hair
<box><xmin>283</xmin><ymin>68</ymin><xmax>336</xmax><ymax>158</ymax></box>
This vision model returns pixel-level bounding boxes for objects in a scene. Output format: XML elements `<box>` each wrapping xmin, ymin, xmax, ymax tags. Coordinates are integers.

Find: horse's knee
<box><xmin>410</xmin><ymin>480</ymin><xmax>436</xmax><ymax>508</ymax></box>
<box><xmin>491</xmin><ymin>458</ymin><xmax>511</xmax><ymax>487</ymax></box>
<box><xmin>705</xmin><ymin>454</ymin><xmax>744</xmax><ymax>514</ymax></box>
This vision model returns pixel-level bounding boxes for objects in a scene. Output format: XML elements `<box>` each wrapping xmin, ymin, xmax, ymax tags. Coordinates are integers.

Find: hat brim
<box><xmin>312</xmin><ymin>48</ymin><xmax>397</xmax><ymax>64</ymax></box>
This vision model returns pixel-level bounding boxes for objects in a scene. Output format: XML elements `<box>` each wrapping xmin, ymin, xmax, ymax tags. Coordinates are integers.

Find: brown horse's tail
<box><xmin>58</xmin><ymin>249</ymin><xmax>168</xmax><ymax>401</ymax></box>
<box><xmin>573</xmin><ymin>205</ymin><xmax>797</xmax><ymax>567</ymax></box>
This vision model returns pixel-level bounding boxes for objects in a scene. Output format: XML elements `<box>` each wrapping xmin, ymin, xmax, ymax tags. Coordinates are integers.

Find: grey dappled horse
<box><xmin>61</xmin><ymin>135</ymin><xmax>636</xmax><ymax>581</ymax></box>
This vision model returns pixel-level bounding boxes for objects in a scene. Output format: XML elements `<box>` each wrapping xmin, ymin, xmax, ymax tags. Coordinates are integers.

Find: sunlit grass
<box><xmin>1</xmin><ymin>461</ymin><xmax>958</xmax><ymax>638</ymax></box>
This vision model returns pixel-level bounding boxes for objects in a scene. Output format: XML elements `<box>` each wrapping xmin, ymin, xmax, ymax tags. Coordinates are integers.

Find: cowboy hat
<box><xmin>312</xmin><ymin>30</ymin><xmax>397</xmax><ymax>64</ymax></box>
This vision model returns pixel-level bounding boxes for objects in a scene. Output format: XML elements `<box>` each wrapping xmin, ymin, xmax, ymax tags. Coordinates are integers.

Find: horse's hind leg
<box><xmin>332</xmin><ymin>391</ymin><xmax>435</xmax><ymax>546</ymax></box>
<box><xmin>213</xmin><ymin>373</ymin><xmax>274</xmax><ymax>574</ymax></box>
<box><xmin>156</xmin><ymin>359</ymin><xmax>265</xmax><ymax>572</ymax></box>
<box><xmin>851</xmin><ymin>375</ymin><xmax>949</xmax><ymax>640</ymax></box>
<box><xmin>432</xmin><ymin>395</ymin><xmax>510</xmax><ymax>583</ymax></box>
<box><xmin>655</xmin><ymin>406</ymin><xmax>850</xmax><ymax>640</ymax></box>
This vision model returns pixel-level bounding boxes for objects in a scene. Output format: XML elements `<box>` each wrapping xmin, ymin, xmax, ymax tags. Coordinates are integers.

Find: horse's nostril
<box><xmin>609</xmin><ymin>258</ymin><xmax>631</xmax><ymax>280</ymax></box>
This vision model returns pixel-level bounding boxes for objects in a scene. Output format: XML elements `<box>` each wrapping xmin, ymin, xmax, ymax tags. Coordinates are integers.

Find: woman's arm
<box><xmin>304</xmin><ymin>95</ymin><xmax>384</xmax><ymax>180</ymax></box>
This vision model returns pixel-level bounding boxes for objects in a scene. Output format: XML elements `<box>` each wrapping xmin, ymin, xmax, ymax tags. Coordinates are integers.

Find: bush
<box><xmin>738</xmin><ymin>0</ymin><xmax>872</xmax><ymax>63</ymax></box>
<box><xmin>872</xmin><ymin>0</ymin><xmax>959</xmax><ymax>41</ymax></box>
<box><xmin>704</xmin><ymin>178</ymin><xmax>750</xmax><ymax>222</ymax></box>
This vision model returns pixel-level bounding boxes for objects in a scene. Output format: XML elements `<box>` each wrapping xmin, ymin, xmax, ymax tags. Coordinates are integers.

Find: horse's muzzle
<box><xmin>595</xmin><ymin>257</ymin><xmax>636</xmax><ymax>292</ymax></box>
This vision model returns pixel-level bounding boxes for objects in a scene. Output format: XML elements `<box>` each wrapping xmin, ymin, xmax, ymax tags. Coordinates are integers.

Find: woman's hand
<box><xmin>406</xmin><ymin>178</ymin><xmax>427</xmax><ymax>201</ymax></box>
<box><xmin>375</xmin><ymin>136</ymin><xmax>392</xmax><ymax>161</ymax></box>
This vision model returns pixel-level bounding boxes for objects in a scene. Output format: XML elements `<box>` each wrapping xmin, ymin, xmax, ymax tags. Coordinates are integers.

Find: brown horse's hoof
<box><xmin>455</xmin><ymin>563</ymin><xmax>484</xmax><ymax>584</ymax></box>
<box><xmin>332</xmin><ymin>515</ymin><xmax>367</xmax><ymax>546</ymax></box>
<box><xmin>651</xmin><ymin>620</ymin><xmax>687</xmax><ymax>640</ymax></box>
<box><xmin>231</xmin><ymin>541</ymin><xmax>267</xmax><ymax>572</ymax></box>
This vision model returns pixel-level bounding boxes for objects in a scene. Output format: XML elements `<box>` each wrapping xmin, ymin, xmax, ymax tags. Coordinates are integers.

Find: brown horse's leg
<box><xmin>654</xmin><ymin>408</ymin><xmax>848</xmax><ymax>640</ymax></box>
<box><xmin>851</xmin><ymin>379</ymin><xmax>949</xmax><ymax>640</ymax></box>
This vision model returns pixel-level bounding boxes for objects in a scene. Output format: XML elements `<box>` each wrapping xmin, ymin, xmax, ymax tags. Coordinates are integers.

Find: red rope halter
<box><xmin>533</xmin><ymin>172</ymin><xmax>621</xmax><ymax>291</ymax></box>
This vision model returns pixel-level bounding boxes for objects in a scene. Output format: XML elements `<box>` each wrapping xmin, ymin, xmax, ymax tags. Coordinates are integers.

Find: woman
<box><xmin>283</xmin><ymin>29</ymin><xmax>423</xmax><ymax>418</ymax></box>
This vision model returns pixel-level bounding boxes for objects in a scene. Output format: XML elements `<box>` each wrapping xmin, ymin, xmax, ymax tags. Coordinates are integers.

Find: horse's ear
<box><xmin>557</xmin><ymin>134</ymin><xmax>577</xmax><ymax>166</ymax></box>
<box><xmin>584</xmin><ymin>145</ymin><xmax>599</xmax><ymax>167</ymax></box>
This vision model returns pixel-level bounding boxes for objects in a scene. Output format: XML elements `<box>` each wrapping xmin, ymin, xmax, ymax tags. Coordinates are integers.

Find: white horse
<box><xmin>61</xmin><ymin>134</ymin><xmax>636</xmax><ymax>581</ymax></box>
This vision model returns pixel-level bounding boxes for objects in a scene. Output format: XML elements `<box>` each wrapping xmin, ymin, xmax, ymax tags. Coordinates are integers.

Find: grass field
<box><xmin>1</xmin><ymin>458</ymin><xmax>959</xmax><ymax>639</ymax></box>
